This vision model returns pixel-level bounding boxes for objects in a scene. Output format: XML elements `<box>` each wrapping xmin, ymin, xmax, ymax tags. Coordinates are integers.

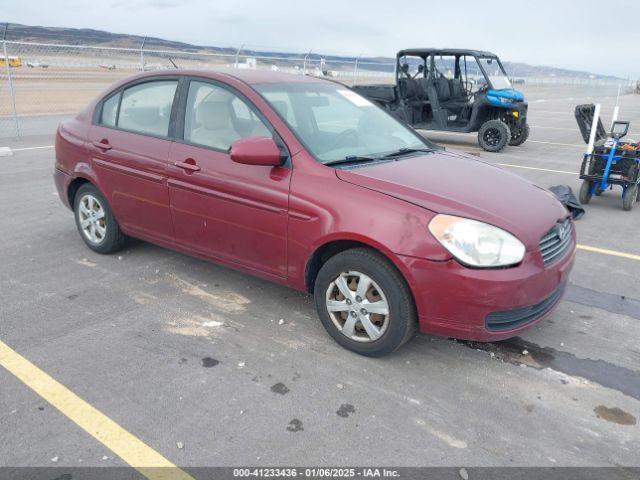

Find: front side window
<box><xmin>183</xmin><ymin>80</ymin><xmax>271</xmax><ymax>151</ymax></box>
<box><xmin>117</xmin><ymin>80</ymin><xmax>178</xmax><ymax>137</ymax></box>
<box><xmin>460</xmin><ymin>55</ymin><xmax>485</xmax><ymax>93</ymax></box>
<box><xmin>255</xmin><ymin>82</ymin><xmax>429</xmax><ymax>163</ymax></box>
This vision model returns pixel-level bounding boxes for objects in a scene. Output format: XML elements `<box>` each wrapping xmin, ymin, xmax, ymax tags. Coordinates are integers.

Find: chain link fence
<box><xmin>0</xmin><ymin>39</ymin><xmax>398</xmax><ymax>138</ymax></box>
<box><xmin>1</xmin><ymin>37</ymin><xmax>636</xmax><ymax>138</ymax></box>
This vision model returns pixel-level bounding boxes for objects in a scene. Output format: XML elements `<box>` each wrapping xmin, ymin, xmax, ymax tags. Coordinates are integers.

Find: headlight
<box><xmin>428</xmin><ymin>214</ymin><xmax>525</xmax><ymax>268</ymax></box>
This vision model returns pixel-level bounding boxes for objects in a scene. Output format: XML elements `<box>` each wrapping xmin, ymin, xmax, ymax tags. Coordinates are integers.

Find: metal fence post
<box><xmin>139</xmin><ymin>36</ymin><xmax>146</xmax><ymax>71</ymax></box>
<box><xmin>303</xmin><ymin>50</ymin><xmax>311</xmax><ymax>75</ymax></box>
<box><xmin>352</xmin><ymin>54</ymin><xmax>361</xmax><ymax>86</ymax></box>
<box><xmin>234</xmin><ymin>44</ymin><xmax>244</xmax><ymax>68</ymax></box>
<box><xmin>2</xmin><ymin>23</ymin><xmax>20</xmax><ymax>137</ymax></box>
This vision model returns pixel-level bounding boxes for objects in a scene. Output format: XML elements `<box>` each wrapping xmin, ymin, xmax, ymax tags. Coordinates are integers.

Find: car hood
<box><xmin>335</xmin><ymin>150</ymin><xmax>568</xmax><ymax>249</ymax></box>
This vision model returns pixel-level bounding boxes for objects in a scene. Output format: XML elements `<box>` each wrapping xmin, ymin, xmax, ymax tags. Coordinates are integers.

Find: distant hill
<box><xmin>1</xmin><ymin>22</ymin><xmax>621</xmax><ymax>79</ymax></box>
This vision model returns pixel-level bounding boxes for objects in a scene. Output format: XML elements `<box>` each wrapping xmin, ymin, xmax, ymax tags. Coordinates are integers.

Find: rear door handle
<box><xmin>174</xmin><ymin>160</ymin><xmax>201</xmax><ymax>172</ymax></box>
<box><xmin>92</xmin><ymin>140</ymin><xmax>112</xmax><ymax>151</ymax></box>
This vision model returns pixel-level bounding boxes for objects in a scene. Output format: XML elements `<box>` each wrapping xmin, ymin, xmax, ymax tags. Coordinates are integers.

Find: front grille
<box><xmin>486</xmin><ymin>282</ymin><xmax>566</xmax><ymax>332</ymax></box>
<box><xmin>539</xmin><ymin>219</ymin><xmax>572</xmax><ymax>266</ymax></box>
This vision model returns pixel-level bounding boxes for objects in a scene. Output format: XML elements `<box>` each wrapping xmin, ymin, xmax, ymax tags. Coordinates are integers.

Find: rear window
<box><xmin>110</xmin><ymin>80</ymin><xmax>178</xmax><ymax>137</ymax></box>
<box><xmin>100</xmin><ymin>93</ymin><xmax>120</xmax><ymax>127</ymax></box>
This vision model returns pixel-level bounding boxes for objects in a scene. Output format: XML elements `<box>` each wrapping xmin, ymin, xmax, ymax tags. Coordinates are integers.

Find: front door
<box><xmin>88</xmin><ymin>78</ymin><xmax>179</xmax><ymax>243</ymax></box>
<box><xmin>167</xmin><ymin>79</ymin><xmax>290</xmax><ymax>279</ymax></box>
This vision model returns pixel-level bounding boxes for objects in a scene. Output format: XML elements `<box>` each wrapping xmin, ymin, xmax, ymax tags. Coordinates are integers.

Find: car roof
<box><xmin>398</xmin><ymin>48</ymin><xmax>497</xmax><ymax>58</ymax></box>
<box><xmin>130</xmin><ymin>67</ymin><xmax>328</xmax><ymax>85</ymax></box>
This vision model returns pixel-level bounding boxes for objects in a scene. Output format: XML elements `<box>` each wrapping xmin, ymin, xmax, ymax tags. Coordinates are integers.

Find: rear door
<box><xmin>167</xmin><ymin>78</ymin><xmax>291</xmax><ymax>279</ymax></box>
<box><xmin>88</xmin><ymin>78</ymin><xmax>179</xmax><ymax>243</ymax></box>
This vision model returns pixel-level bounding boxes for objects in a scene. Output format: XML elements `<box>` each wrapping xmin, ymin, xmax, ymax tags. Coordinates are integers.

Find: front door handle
<box><xmin>92</xmin><ymin>139</ymin><xmax>112</xmax><ymax>151</ymax></box>
<box><xmin>174</xmin><ymin>159</ymin><xmax>201</xmax><ymax>172</ymax></box>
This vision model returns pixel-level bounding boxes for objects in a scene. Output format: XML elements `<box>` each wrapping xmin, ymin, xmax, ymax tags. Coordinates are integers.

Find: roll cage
<box><xmin>395</xmin><ymin>49</ymin><xmax>509</xmax><ymax>93</ymax></box>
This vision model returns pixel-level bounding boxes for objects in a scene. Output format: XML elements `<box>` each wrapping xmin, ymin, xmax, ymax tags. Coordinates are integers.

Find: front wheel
<box><xmin>579</xmin><ymin>180</ymin><xmax>594</xmax><ymax>205</ymax></box>
<box><xmin>509</xmin><ymin>123</ymin><xmax>530</xmax><ymax>146</ymax></box>
<box><xmin>478</xmin><ymin>120</ymin><xmax>511</xmax><ymax>152</ymax></box>
<box><xmin>313</xmin><ymin>248</ymin><xmax>417</xmax><ymax>357</ymax></box>
<box><xmin>623</xmin><ymin>184</ymin><xmax>638</xmax><ymax>211</ymax></box>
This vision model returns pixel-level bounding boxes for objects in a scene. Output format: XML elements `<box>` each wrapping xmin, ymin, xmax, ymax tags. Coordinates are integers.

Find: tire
<box><xmin>623</xmin><ymin>184</ymin><xmax>638</xmax><ymax>211</ymax></box>
<box><xmin>509</xmin><ymin>123</ymin><xmax>530</xmax><ymax>146</ymax></box>
<box><xmin>313</xmin><ymin>248</ymin><xmax>417</xmax><ymax>357</ymax></box>
<box><xmin>73</xmin><ymin>183</ymin><xmax>127</xmax><ymax>254</ymax></box>
<box><xmin>478</xmin><ymin>120</ymin><xmax>511</xmax><ymax>152</ymax></box>
<box><xmin>579</xmin><ymin>180</ymin><xmax>593</xmax><ymax>205</ymax></box>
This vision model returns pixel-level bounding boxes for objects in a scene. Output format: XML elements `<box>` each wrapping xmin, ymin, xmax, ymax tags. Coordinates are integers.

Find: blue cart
<box><xmin>575</xmin><ymin>105</ymin><xmax>640</xmax><ymax>211</ymax></box>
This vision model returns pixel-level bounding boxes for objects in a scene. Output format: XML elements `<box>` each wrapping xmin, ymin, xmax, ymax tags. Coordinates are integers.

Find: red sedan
<box><xmin>54</xmin><ymin>69</ymin><xmax>575</xmax><ymax>356</ymax></box>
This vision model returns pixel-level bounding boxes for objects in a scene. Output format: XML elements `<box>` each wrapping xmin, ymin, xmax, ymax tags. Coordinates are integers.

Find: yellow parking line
<box><xmin>577</xmin><ymin>244</ymin><xmax>640</xmax><ymax>261</ymax></box>
<box><xmin>0</xmin><ymin>340</ymin><xmax>194</xmax><ymax>480</ymax></box>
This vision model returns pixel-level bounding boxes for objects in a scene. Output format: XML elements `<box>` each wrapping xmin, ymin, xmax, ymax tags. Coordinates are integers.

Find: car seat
<box><xmin>120</xmin><ymin>106</ymin><xmax>167</xmax><ymax>136</ymax></box>
<box><xmin>188</xmin><ymin>100</ymin><xmax>241</xmax><ymax>150</ymax></box>
<box><xmin>398</xmin><ymin>63</ymin><xmax>420</xmax><ymax>102</ymax></box>
<box><xmin>434</xmin><ymin>75</ymin><xmax>467</xmax><ymax>113</ymax></box>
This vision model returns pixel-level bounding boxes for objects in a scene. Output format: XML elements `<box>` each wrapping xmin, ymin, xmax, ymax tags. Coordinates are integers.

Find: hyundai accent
<box><xmin>54</xmin><ymin>69</ymin><xmax>575</xmax><ymax>356</ymax></box>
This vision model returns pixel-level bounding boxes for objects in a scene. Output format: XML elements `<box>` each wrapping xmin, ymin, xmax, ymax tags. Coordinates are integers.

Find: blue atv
<box><xmin>353</xmin><ymin>49</ymin><xmax>529</xmax><ymax>152</ymax></box>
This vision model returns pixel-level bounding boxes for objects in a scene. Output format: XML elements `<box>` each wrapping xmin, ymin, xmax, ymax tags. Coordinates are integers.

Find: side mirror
<box><xmin>230</xmin><ymin>136</ymin><xmax>282</xmax><ymax>166</ymax></box>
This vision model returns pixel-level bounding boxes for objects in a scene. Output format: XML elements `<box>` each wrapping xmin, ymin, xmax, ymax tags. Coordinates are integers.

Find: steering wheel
<box><xmin>329</xmin><ymin>129</ymin><xmax>359</xmax><ymax>151</ymax></box>
<box><xmin>462</xmin><ymin>80</ymin><xmax>474</xmax><ymax>95</ymax></box>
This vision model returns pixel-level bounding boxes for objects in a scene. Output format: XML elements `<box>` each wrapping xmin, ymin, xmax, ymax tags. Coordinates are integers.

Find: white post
<box><xmin>587</xmin><ymin>103</ymin><xmax>601</xmax><ymax>155</ymax></box>
<box><xmin>611</xmin><ymin>84</ymin><xmax>621</xmax><ymax>128</ymax></box>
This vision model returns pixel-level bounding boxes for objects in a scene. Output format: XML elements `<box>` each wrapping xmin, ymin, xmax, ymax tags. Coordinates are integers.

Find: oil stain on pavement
<box><xmin>336</xmin><ymin>404</ymin><xmax>356</xmax><ymax>418</ymax></box>
<box><xmin>201</xmin><ymin>357</ymin><xmax>219</xmax><ymax>368</ymax></box>
<box><xmin>271</xmin><ymin>382</ymin><xmax>290</xmax><ymax>395</ymax></box>
<box><xmin>462</xmin><ymin>337</ymin><xmax>640</xmax><ymax>401</ymax></box>
<box><xmin>594</xmin><ymin>405</ymin><xmax>637</xmax><ymax>425</ymax></box>
<box><xmin>286</xmin><ymin>419</ymin><xmax>303</xmax><ymax>432</ymax></box>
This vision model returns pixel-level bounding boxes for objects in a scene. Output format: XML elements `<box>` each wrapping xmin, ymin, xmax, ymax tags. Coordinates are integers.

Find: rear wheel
<box><xmin>478</xmin><ymin>120</ymin><xmax>511</xmax><ymax>152</ymax></box>
<box><xmin>74</xmin><ymin>183</ymin><xmax>127</xmax><ymax>254</ymax></box>
<box><xmin>623</xmin><ymin>184</ymin><xmax>638</xmax><ymax>211</ymax></box>
<box><xmin>313</xmin><ymin>248</ymin><xmax>417</xmax><ymax>357</ymax></box>
<box><xmin>579</xmin><ymin>180</ymin><xmax>593</xmax><ymax>204</ymax></box>
<box><xmin>509</xmin><ymin>123</ymin><xmax>530</xmax><ymax>146</ymax></box>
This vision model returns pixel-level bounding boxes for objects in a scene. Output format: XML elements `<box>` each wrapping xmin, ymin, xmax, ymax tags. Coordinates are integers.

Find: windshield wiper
<box><xmin>324</xmin><ymin>155</ymin><xmax>378</xmax><ymax>167</ymax></box>
<box><xmin>381</xmin><ymin>147</ymin><xmax>433</xmax><ymax>158</ymax></box>
<box><xmin>324</xmin><ymin>147</ymin><xmax>433</xmax><ymax>167</ymax></box>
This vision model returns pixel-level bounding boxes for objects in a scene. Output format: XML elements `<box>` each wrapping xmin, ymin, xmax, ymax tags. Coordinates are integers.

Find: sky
<box><xmin>3</xmin><ymin>0</ymin><xmax>640</xmax><ymax>78</ymax></box>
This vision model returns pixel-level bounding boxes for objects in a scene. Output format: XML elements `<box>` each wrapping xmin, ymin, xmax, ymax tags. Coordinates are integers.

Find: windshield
<box><xmin>478</xmin><ymin>57</ymin><xmax>512</xmax><ymax>90</ymax></box>
<box><xmin>254</xmin><ymin>82</ymin><xmax>430</xmax><ymax>163</ymax></box>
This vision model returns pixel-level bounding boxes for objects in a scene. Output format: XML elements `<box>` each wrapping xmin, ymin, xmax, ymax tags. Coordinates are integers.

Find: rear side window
<box><xmin>117</xmin><ymin>80</ymin><xmax>178</xmax><ymax>137</ymax></box>
<box><xmin>100</xmin><ymin>93</ymin><xmax>120</xmax><ymax>127</ymax></box>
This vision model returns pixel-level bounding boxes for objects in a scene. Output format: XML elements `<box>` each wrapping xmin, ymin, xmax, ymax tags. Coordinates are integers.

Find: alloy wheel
<box><xmin>325</xmin><ymin>270</ymin><xmax>390</xmax><ymax>342</ymax></box>
<box><xmin>78</xmin><ymin>194</ymin><xmax>107</xmax><ymax>245</ymax></box>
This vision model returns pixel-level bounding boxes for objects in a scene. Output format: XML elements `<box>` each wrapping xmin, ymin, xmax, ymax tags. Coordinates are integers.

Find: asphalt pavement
<box><xmin>0</xmin><ymin>84</ymin><xmax>638</xmax><ymax>472</ymax></box>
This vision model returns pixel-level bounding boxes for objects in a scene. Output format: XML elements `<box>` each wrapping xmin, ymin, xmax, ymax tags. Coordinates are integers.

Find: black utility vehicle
<box><xmin>353</xmin><ymin>49</ymin><xmax>529</xmax><ymax>152</ymax></box>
